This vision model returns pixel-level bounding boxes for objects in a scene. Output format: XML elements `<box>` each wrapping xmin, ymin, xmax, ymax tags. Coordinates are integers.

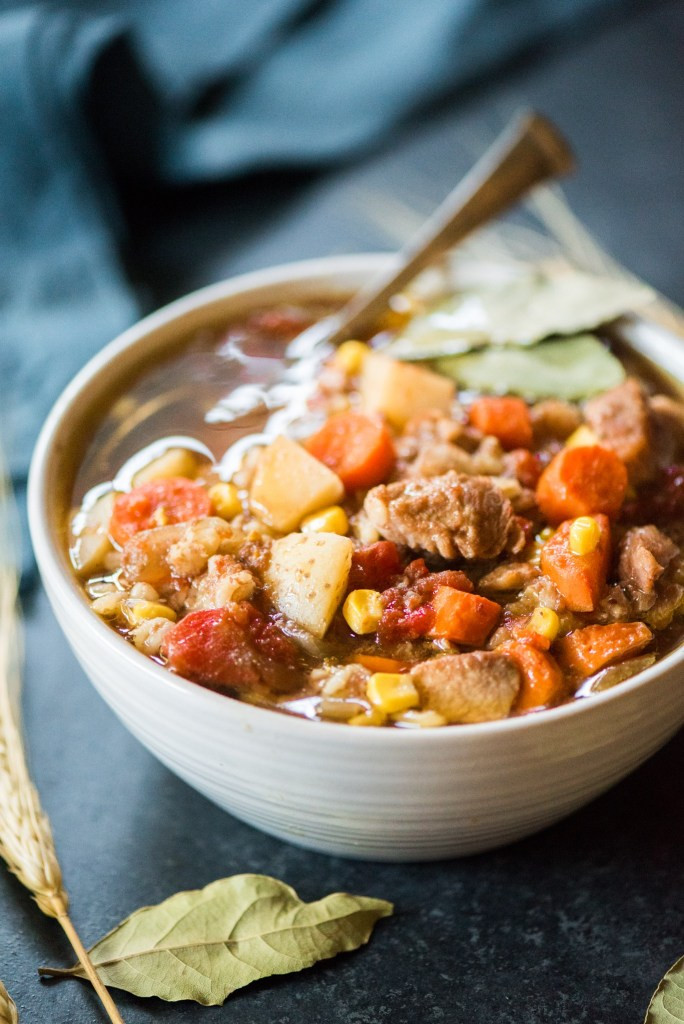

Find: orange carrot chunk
<box><xmin>305</xmin><ymin>411</ymin><xmax>395</xmax><ymax>492</ymax></box>
<box><xmin>430</xmin><ymin>587</ymin><xmax>501</xmax><ymax>646</ymax></box>
<box><xmin>556</xmin><ymin>622</ymin><xmax>653</xmax><ymax>676</ymax></box>
<box><xmin>499</xmin><ymin>641</ymin><xmax>566</xmax><ymax>711</ymax></box>
<box><xmin>536</xmin><ymin>445</ymin><xmax>628</xmax><ymax>524</ymax></box>
<box><xmin>540</xmin><ymin>514</ymin><xmax>611</xmax><ymax>613</ymax></box>
<box><xmin>352</xmin><ymin>654</ymin><xmax>407</xmax><ymax>673</ymax></box>
<box><xmin>469</xmin><ymin>396</ymin><xmax>533</xmax><ymax>451</ymax></box>
<box><xmin>110</xmin><ymin>477</ymin><xmax>211</xmax><ymax>546</ymax></box>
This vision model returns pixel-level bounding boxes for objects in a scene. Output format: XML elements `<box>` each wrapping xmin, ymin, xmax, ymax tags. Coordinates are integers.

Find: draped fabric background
<box><xmin>0</xmin><ymin>0</ymin><xmax>635</xmax><ymax>579</ymax></box>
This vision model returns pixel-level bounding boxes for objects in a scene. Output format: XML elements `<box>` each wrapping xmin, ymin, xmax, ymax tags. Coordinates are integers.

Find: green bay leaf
<box><xmin>39</xmin><ymin>874</ymin><xmax>392</xmax><ymax>1006</ymax></box>
<box><xmin>436</xmin><ymin>334</ymin><xmax>625</xmax><ymax>401</ymax></box>
<box><xmin>645</xmin><ymin>955</ymin><xmax>684</xmax><ymax>1023</ymax></box>
<box><xmin>385</xmin><ymin>268</ymin><xmax>654</xmax><ymax>359</ymax></box>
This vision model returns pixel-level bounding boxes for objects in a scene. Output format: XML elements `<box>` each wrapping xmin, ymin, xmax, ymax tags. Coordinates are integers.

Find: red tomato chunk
<box><xmin>161</xmin><ymin>604</ymin><xmax>301</xmax><ymax>695</ymax></box>
<box><xmin>378</xmin><ymin>563</ymin><xmax>472</xmax><ymax>643</ymax></box>
<box><xmin>347</xmin><ymin>541</ymin><xmax>403</xmax><ymax>592</ymax></box>
<box><xmin>110</xmin><ymin>477</ymin><xmax>211</xmax><ymax>546</ymax></box>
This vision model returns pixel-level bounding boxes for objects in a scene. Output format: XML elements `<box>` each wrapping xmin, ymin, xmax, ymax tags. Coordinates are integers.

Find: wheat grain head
<box><xmin>0</xmin><ymin>980</ymin><xmax>18</xmax><ymax>1024</ymax></box>
<box><xmin>0</xmin><ymin>452</ymin><xmax>68</xmax><ymax>920</ymax></box>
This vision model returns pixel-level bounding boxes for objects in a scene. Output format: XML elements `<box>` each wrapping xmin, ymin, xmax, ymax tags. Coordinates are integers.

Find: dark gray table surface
<box><xmin>4</xmin><ymin>3</ymin><xmax>684</xmax><ymax>1021</ymax></box>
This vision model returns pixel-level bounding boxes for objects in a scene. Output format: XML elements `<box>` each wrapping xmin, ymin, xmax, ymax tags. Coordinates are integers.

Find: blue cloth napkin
<box><xmin>0</xmin><ymin>0</ymin><xmax>630</xmax><ymax>582</ymax></box>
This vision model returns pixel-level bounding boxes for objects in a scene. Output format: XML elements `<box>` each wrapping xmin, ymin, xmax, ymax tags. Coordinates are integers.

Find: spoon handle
<box><xmin>321</xmin><ymin>111</ymin><xmax>574</xmax><ymax>349</ymax></box>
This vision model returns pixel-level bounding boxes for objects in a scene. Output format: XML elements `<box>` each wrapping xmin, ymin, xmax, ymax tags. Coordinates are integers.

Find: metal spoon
<box><xmin>212</xmin><ymin>110</ymin><xmax>573</xmax><ymax>451</ymax></box>
<box><xmin>287</xmin><ymin>110</ymin><xmax>574</xmax><ymax>358</ymax></box>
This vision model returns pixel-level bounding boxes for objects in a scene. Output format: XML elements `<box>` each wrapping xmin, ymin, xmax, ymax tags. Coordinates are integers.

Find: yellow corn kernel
<box><xmin>366</xmin><ymin>673</ymin><xmax>419</xmax><ymax>714</ymax></box>
<box><xmin>343</xmin><ymin>589</ymin><xmax>384</xmax><ymax>634</ymax></box>
<box><xmin>565</xmin><ymin>425</ymin><xmax>599</xmax><ymax>449</ymax></box>
<box><xmin>347</xmin><ymin>707</ymin><xmax>387</xmax><ymax>727</ymax></box>
<box><xmin>392</xmin><ymin>709</ymin><xmax>447</xmax><ymax>729</ymax></box>
<box><xmin>208</xmin><ymin>482</ymin><xmax>242</xmax><ymax>520</ymax></box>
<box><xmin>569</xmin><ymin>516</ymin><xmax>601</xmax><ymax>556</ymax></box>
<box><xmin>334</xmin><ymin>340</ymin><xmax>369</xmax><ymax>375</ymax></box>
<box><xmin>122</xmin><ymin>600</ymin><xmax>176</xmax><ymax>626</ymax></box>
<box><xmin>301</xmin><ymin>505</ymin><xmax>349</xmax><ymax>535</ymax></box>
<box><xmin>528</xmin><ymin>606</ymin><xmax>560</xmax><ymax>642</ymax></box>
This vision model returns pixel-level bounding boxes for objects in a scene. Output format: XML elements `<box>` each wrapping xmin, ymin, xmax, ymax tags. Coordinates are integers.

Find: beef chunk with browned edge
<box><xmin>410</xmin><ymin>651</ymin><xmax>521</xmax><ymax>723</ymax></box>
<box><xmin>618</xmin><ymin>524</ymin><xmax>679</xmax><ymax>611</ymax></box>
<box><xmin>584</xmin><ymin>378</ymin><xmax>653</xmax><ymax>484</ymax></box>
<box><xmin>363</xmin><ymin>472</ymin><xmax>524</xmax><ymax>560</ymax></box>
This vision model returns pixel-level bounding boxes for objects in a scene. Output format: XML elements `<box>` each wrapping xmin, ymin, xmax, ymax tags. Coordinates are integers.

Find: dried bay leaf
<box><xmin>385</xmin><ymin>267</ymin><xmax>654</xmax><ymax>359</ymax></box>
<box><xmin>40</xmin><ymin>875</ymin><xmax>392</xmax><ymax>1005</ymax></box>
<box><xmin>436</xmin><ymin>334</ymin><xmax>625</xmax><ymax>401</ymax></box>
<box><xmin>645</xmin><ymin>954</ymin><xmax>684</xmax><ymax>1023</ymax></box>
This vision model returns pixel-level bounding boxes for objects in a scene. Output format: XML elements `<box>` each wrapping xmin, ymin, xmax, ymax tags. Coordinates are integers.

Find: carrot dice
<box><xmin>536</xmin><ymin>445</ymin><xmax>628</xmax><ymax>524</ymax></box>
<box><xmin>469</xmin><ymin>396</ymin><xmax>533</xmax><ymax>451</ymax></box>
<box><xmin>556</xmin><ymin>622</ymin><xmax>653</xmax><ymax>676</ymax></box>
<box><xmin>499</xmin><ymin>641</ymin><xmax>566</xmax><ymax>712</ymax></box>
<box><xmin>540</xmin><ymin>515</ymin><xmax>611</xmax><ymax>613</ymax></box>
<box><xmin>430</xmin><ymin>587</ymin><xmax>501</xmax><ymax>646</ymax></box>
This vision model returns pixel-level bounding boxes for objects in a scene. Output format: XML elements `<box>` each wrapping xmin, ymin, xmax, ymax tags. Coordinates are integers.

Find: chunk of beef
<box><xmin>407</xmin><ymin>442</ymin><xmax>476</xmax><ymax>479</ymax></box>
<box><xmin>593</xmin><ymin>584</ymin><xmax>633</xmax><ymax>624</ymax></box>
<box><xmin>584</xmin><ymin>378</ymin><xmax>653</xmax><ymax>484</ymax></box>
<box><xmin>410</xmin><ymin>651</ymin><xmax>520</xmax><ymax>723</ymax></box>
<box><xmin>479</xmin><ymin>562</ymin><xmax>541</xmax><ymax>592</ymax></box>
<box><xmin>469</xmin><ymin>436</ymin><xmax>505</xmax><ymax>475</ymax></box>
<box><xmin>395</xmin><ymin>411</ymin><xmax>504</xmax><ymax>480</ymax></box>
<box><xmin>363</xmin><ymin>472</ymin><xmax>524</xmax><ymax>561</ymax></box>
<box><xmin>397</xmin><ymin>437</ymin><xmax>504</xmax><ymax>480</ymax></box>
<box><xmin>531</xmin><ymin>399</ymin><xmax>582</xmax><ymax>442</ymax></box>
<box><xmin>649</xmin><ymin>394</ymin><xmax>684</xmax><ymax>467</ymax></box>
<box><xmin>618</xmin><ymin>525</ymin><xmax>678</xmax><ymax>598</ymax></box>
<box><xmin>402</xmin><ymin>410</ymin><xmax>465</xmax><ymax>445</ymax></box>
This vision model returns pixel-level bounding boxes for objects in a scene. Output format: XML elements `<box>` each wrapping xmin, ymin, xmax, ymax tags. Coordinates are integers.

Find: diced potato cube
<box><xmin>266</xmin><ymin>532</ymin><xmax>353</xmax><ymax>638</ymax></box>
<box><xmin>132</xmin><ymin>447</ymin><xmax>198</xmax><ymax>485</ymax></box>
<box><xmin>70</xmin><ymin>491</ymin><xmax>116</xmax><ymax>575</ymax></box>
<box><xmin>250</xmin><ymin>436</ymin><xmax>344</xmax><ymax>533</ymax></box>
<box><xmin>360</xmin><ymin>352</ymin><xmax>455</xmax><ymax>428</ymax></box>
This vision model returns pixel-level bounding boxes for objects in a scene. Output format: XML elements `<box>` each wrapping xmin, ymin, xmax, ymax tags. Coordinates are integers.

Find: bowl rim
<box><xmin>27</xmin><ymin>251</ymin><xmax>684</xmax><ymax>745</ymax></box>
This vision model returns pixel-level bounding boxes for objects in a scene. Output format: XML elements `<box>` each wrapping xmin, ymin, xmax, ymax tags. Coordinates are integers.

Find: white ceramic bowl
<box><xmin>28</xmin><ymin>254</ymin><xmax>684</xmax><ymax>861</ymax></box>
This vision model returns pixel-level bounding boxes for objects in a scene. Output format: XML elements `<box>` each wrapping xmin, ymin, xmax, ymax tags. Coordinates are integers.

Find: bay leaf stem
<box><xmin>56</xmin><ymin>914</ymin><xmax>126</xmax><ymax>1024</ymax></box>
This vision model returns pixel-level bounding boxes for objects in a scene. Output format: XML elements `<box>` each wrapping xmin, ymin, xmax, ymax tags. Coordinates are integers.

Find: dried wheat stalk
<box><xmin>0</xmin><ymin>455</ymin><xmax>125</xmax><ymax>1024</ymax></box>
<box><xmin>0</xmin><ymin>980</ymin><xmax>18</xmax><ymax>1024</ymax></box>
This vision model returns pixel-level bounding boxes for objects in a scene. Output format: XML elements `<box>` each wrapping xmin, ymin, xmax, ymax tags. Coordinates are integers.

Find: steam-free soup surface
<box><xmin>69</xmin><ymin>301</ymin><xmax>684</xmax><ymax>728</ymax></box>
